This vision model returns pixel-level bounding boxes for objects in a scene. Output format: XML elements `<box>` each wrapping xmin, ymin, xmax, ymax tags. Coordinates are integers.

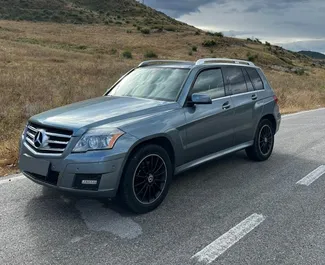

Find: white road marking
<box><xmin>191</xmin><ymin>213</ymin><xmax>265</xmax><ymax>264</ymax></box>
<box><xmin>0</xmin><ymin>174</ymin><xmax>25</xmax><ymax>185</ymax></box>
<box><xmin>296</xmin><ymin>165</ymin><xmax>325</xmax><ymax>186</ymax></box>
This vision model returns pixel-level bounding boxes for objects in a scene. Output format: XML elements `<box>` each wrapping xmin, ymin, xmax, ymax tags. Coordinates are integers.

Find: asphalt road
<box><xmin>1</xmin><ymin>108</ymin><xmax>325</xmax><ymax>265</ymax></box>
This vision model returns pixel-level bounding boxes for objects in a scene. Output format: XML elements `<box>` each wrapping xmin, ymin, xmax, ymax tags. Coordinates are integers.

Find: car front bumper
<box><xmin>19</xmin><ymin>133</ymin><xmax>138</xmax><ymax>198</ymax></box>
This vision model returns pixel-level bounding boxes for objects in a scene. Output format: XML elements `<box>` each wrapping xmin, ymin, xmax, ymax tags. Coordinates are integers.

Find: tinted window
<box><xmin>246</xmin><ymin>68</ymin><xmax>264</xmax><ymax>90</ymax></box>
<box><xmin>242</xmin><ymin>68</ymin><xmax>254</xmax><ymax>91</ymax></box>
<box><xmin>109</xmin><ymin>67</ymin><xmax>189</xmax><ymax>101</ymax></box>
<box><xmin>223</xmin><ymin>67</ymin><xmax>247</xmax><ymax>95</ymax></box>
<box><xmin>192</xmin><ymin>69</ymin><xmax>225</xmax><ymax>99</ymax></box>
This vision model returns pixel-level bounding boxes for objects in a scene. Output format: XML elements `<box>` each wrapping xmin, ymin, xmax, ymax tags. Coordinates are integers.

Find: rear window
<box><xmin>245</xmin><ymin>68</ymin><xmax>264</xmax><ymax>90</ymax></box>
<box><xmin>223</xmin><ymin>67</ymin><xmax>247</xmax><ymax>95</ymax></box>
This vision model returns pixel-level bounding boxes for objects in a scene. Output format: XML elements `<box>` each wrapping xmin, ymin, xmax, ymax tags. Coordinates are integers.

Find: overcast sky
<box><xmin>144</xmin><ymin>0</ymin><xmax>325</xmax><ymax>53</ymax></box>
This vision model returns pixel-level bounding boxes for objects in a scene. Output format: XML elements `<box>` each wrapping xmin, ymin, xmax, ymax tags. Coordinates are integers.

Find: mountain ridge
<box><xmin>0</xmin><ymin>0</ymin><xmax>193</xmax><ymax>30</ymax></box>
<box><xmin>298</xmin><ymin>50</ymin><xmax>325</xmax><ymax>60</ymax></box>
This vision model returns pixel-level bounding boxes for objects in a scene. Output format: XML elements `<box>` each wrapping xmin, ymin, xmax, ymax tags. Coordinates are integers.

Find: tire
<box><xmin>246</xmin><ymin>119</ymin><xmax>274</xmax><ymax>161</ymax></box>
<box><xmin>119</xmin><ymin>144</ymin><xmax>173</xmax><ymax>214</ymax></box>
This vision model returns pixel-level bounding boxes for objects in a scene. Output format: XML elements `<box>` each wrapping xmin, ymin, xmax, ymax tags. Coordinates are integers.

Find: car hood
<box><xmin>30</xmin><ymin>96</ymin><xmax>177</xmax><ymax>135</ymax></box>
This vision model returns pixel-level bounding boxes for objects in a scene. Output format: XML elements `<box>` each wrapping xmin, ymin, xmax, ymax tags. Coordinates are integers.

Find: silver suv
<box><xmin>19</xmin><ymin>58</ymin><xmax>281</xmax><ymax>213</ymax></box>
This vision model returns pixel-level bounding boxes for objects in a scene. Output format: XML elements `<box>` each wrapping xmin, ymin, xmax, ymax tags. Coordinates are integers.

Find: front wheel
<box><xmin>246</xmin><ymin>119</ymin><xmax>274</xmax><ymax>161</ymax></box>
<box><xmin>119</xmin><ymin>144</ymin><xmax>172</xmax><ymax>214</ymax></box>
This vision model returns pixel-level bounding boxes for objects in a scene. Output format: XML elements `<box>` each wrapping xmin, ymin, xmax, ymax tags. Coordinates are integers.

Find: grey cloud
<box><xmin>143</xmin><ymin>0</ymin><xmax>222</xmax><ymax>17</ymax></box>
<box><xmin>141</xmin><ymin>0</ymin><xmax>325</xmax><ymax>52</ymax></box>
<box><xmin>244</xmin><ymin>0</ymin><xmax>308</xmax><ymax>12</ymax></box>
<box><xmin>143</xmin><ymin>0</ymin><xmax>310</xmax><ymax>17</ymax></box>
<box><xmin>279</xmin><ymin>40</ymin><xmax>325</xmax><ymax>53</ymax></box>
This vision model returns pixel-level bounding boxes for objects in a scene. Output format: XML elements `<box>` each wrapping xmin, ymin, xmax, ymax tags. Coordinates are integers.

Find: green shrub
<box><xmin>202</xmin><ymin>40</ymin><xmax>217</xmax><ymax>47</ymax></box>
<box><xmin>164</xmin><ymin>26</ymin><xmax>177</xmax><ymax>32</ymax></box>
<box><xmin>247</xmin><ymin>52</ymin><xmax>258</xmax><ymax>62</ymax></box>
<box><xmin>122</xmin><ymin>50</ymin><xmax>133</xmax><ymax>59</ymax></box>
<box><xmin>195</xmin><ymin>30</ymin><xmax>200</xmax><ymax>35</ymax></box>
<box><xmin>115</xmin><ymin>21</ymin><xmax>122</xmax><ymax>25</ymax></box>
<box><xmin>295</xmin><ymin>68</ymin><xmax>305</xmax><ymax>75</ymax></box>
<box><xmin>110</xmin><ymin>48</ymin><xmax>117</xmax><ymax>55</ymax></box>
<box><xmin>247</xmin><ymin>38</ymin><xmax>253</xmax><ymax>42</ymax></box>
<box><xmin>144</xmin><ymin>50</ymin><xmax>158</xmax><ymax>58</ymax></box>
<box><xmin>188</xmin><ymin>51</ymin><xmax>193</xmax><ymax>56</ymax></box>
<box><xmin>141</xmin><ymin>28</ymin><xmax>150</xmax><ymax>34</ymax></box>
<box><xmin>206</xmin><ymin>31</ymin><xmax>223</xmax><ymax>37</ymax></box>
<box><xmin>192</xmin><ymin>46</ymin><xmax>197</xmax><ymax>52</ymax></box>
<box><xmin>77</xmin><ymin>45</ymin><xmax>87</xmax><ymax>50</ymax></box>
<box><xmin>126</xmin><ymin>30</ymin><xmax>132</xmax><ymax>33</ymax></box>
<box><xmin>137</xmin><ymin>26</ymin><xmax>142</xmax><ymax>31</ymax></box>
<box><xmin>265</xmin><ymin>41</ymin><xmax>271</xmax><ymax>46</ymax></box>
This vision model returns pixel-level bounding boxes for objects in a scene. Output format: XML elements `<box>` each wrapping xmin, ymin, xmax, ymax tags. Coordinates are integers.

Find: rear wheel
<box><xmin>246</xmin><ymin>119</ymin><xmax>274</xmax><ymax>161</ymax></box>
<box><xmin>119</xmin><ymin>144</ymin><xmax>172</xmax><ymax>214</ymax></box>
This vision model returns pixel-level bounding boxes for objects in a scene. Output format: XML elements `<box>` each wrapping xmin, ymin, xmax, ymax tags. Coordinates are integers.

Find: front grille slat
<box><xmin>47</xmin><ymin>140</ymin><xmax>69</xmax><ymax>145</ymax></box>
<box><xmin>46</xmin><ymin>132</ymin><xmax>72</xmax><ymax>139</ymax></box>
<box><xmin>25</xmin><ymin>123</ymin><xmax>73</xmax><ymax>155</ymax></box>
<box><xmin>27</xmin><ymin>125</ymin><xmax>37</xmax><ymax>132</ymax></box>
<box><xmin>26</xmin><ymin>131</ymin><xmax>35</xmax><ymax>139</ymax></box>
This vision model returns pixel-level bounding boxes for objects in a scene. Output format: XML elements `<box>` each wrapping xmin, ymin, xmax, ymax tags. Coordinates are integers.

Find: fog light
<box><xmin>73</xmin><ymin>174</ymin><xmax>101</xmax><ymax>191</ymax></box>
<box><xmin>81</xmin><ymin>180</ymin><xmax>98</xmax><ymax>185</ymax></box>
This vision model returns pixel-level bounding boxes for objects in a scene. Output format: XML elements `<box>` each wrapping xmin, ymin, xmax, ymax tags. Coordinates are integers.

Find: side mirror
<box><xmin>189</xmin><ymin>93</ymin><xmax>212</xmax><ymax>105</ymax></box>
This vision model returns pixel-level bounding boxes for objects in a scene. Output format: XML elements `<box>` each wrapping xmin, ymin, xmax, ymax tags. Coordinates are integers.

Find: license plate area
<box><xmin>19</xmin><ymin>155</ymin><xmax>50</xmax><ymax>176</ymax></box>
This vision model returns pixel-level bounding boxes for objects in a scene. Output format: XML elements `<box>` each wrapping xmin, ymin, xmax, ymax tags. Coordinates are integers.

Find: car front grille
<box><xmin>25</xmin><ymin>123</ymin><xmax>73</xmax><ymax>155</ymax></box>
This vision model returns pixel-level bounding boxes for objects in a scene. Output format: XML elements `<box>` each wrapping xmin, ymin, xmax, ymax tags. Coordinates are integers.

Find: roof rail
<box><xmin>138</xmin><ymin>60</ymin><xmax>193</xmax><ymax>67</ymax></box>
<box><xmin>195</xmin><ymin>58</ymin><xmax>255</xmax><ymax>66</ymax></box>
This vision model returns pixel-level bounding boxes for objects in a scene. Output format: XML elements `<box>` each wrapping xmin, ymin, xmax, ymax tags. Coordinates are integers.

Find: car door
<box><xmin>223</xmin><ymin>66</ymin><xmax>263</xmax><ymax>145</ymax></box>
<box><xmin>183</xmin><ymin>68</ymin><xmax>235</xmax><ymax>163</ymax></box>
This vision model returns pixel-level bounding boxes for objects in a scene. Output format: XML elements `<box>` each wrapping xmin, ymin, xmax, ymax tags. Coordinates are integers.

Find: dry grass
<box><xmin>0</xmin><ymin>20</ymin><xmax>325</xmax><ymax>176</ymax></box>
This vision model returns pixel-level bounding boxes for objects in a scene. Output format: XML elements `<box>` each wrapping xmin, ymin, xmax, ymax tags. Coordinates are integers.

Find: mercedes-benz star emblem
<box><xmin>33</xmin><ymin>129</ymin><xmax>49</xmax><ymax>148</ymax></box>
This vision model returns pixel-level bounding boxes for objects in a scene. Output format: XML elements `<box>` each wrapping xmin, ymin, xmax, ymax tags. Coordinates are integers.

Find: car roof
<box><xmin>138</xmin><ymin>59</ymin><xmax>259</xmax><ymax>70</ymax></box>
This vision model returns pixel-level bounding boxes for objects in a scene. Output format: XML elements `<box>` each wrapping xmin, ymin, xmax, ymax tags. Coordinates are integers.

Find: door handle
<box><xmin>222</xmin><ymin>102</ymin><xmax>231</xmax><ymax>110</ymax></box>
<box><xmin>251</xmin><ymin>94</ymin><xmax>258</xmax><ymax>100</ymax></box>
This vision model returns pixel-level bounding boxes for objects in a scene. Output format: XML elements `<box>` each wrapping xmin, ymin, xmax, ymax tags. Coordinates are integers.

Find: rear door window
<box><xmin>223</xmin><ymin>67</ymin><xmax>248</xmax><ymax>95</ymax></box>
<box><xmin>246</xmin><ymin>68</ymin><xmax>264</xmax><ymax>90</ymax></box>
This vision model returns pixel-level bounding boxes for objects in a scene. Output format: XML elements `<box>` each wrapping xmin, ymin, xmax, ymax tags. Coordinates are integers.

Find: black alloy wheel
<box><xmin>119</xmin><ymin>144</ymin><xmax>172</xmax><ymax>214</ymax></box>
<box><xmin>132</xmin><ymin>154</ymin><xmax>167</xmax><ymax>204</ymax></box>
<box><xmin>246</xmin><ymin>119</ymin><xmax>275</xmax><ymax>161</ymax></box>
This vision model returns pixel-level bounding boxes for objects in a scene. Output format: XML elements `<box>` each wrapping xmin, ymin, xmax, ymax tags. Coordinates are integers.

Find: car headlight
<box><xmin>73</xmin><ymin>128</ymin><xmax>124</xmax><ymax>153</ymax></box>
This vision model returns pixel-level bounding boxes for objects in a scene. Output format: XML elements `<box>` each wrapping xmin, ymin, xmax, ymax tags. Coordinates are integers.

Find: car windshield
<box><xmin>108</xmin><ymin>67</ymin><xmax>190</xmax><ymax>101</ymax></box>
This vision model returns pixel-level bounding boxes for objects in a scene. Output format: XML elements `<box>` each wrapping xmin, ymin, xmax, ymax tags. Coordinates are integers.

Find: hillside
<box><xmin>0</xmin><ymin>1</ymin><xmax>325</xmax><ymax>175</ymax></box>
<box><xmin>298</xmin><ymin>50</ymin><xmax>325</xmax><ymax>60</ymax></box>
<box><xmin>0</xmin><ymin>0</ymin><xmax>193</xmax><ymax>30</ymax></box>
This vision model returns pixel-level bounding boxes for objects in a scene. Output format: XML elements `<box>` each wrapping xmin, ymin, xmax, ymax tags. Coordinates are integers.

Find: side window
<box><xmin>223</xmin><ymin>67</ymin><xmax>247</xmax><ymax>95</ymax></box>
<box><xmin>246</xmin><ymin>68</ymin><xmax>264</xmax><ymax>90</ymax></box>
<box><xmin>242</xmin><ymin>68</ymin><xmax>254</xmax><ymax>91</ymax></box>
<box><xmin>192</xmin><ymin>69</ymin><xmax>225</xmax><ymax>99</ymax></box>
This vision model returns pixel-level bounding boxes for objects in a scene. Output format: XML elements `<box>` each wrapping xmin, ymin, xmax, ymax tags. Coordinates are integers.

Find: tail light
<box><xmin>273</xmin><ymin>95</ymin><xmax>278</xmax><ymax>104</ymax></box>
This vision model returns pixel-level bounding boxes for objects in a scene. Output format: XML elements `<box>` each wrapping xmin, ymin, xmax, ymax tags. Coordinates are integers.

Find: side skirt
<box><xmin>174</xmin><ymin>141</ymin><xmax>253</xmax><ymax>175</ymax></box>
